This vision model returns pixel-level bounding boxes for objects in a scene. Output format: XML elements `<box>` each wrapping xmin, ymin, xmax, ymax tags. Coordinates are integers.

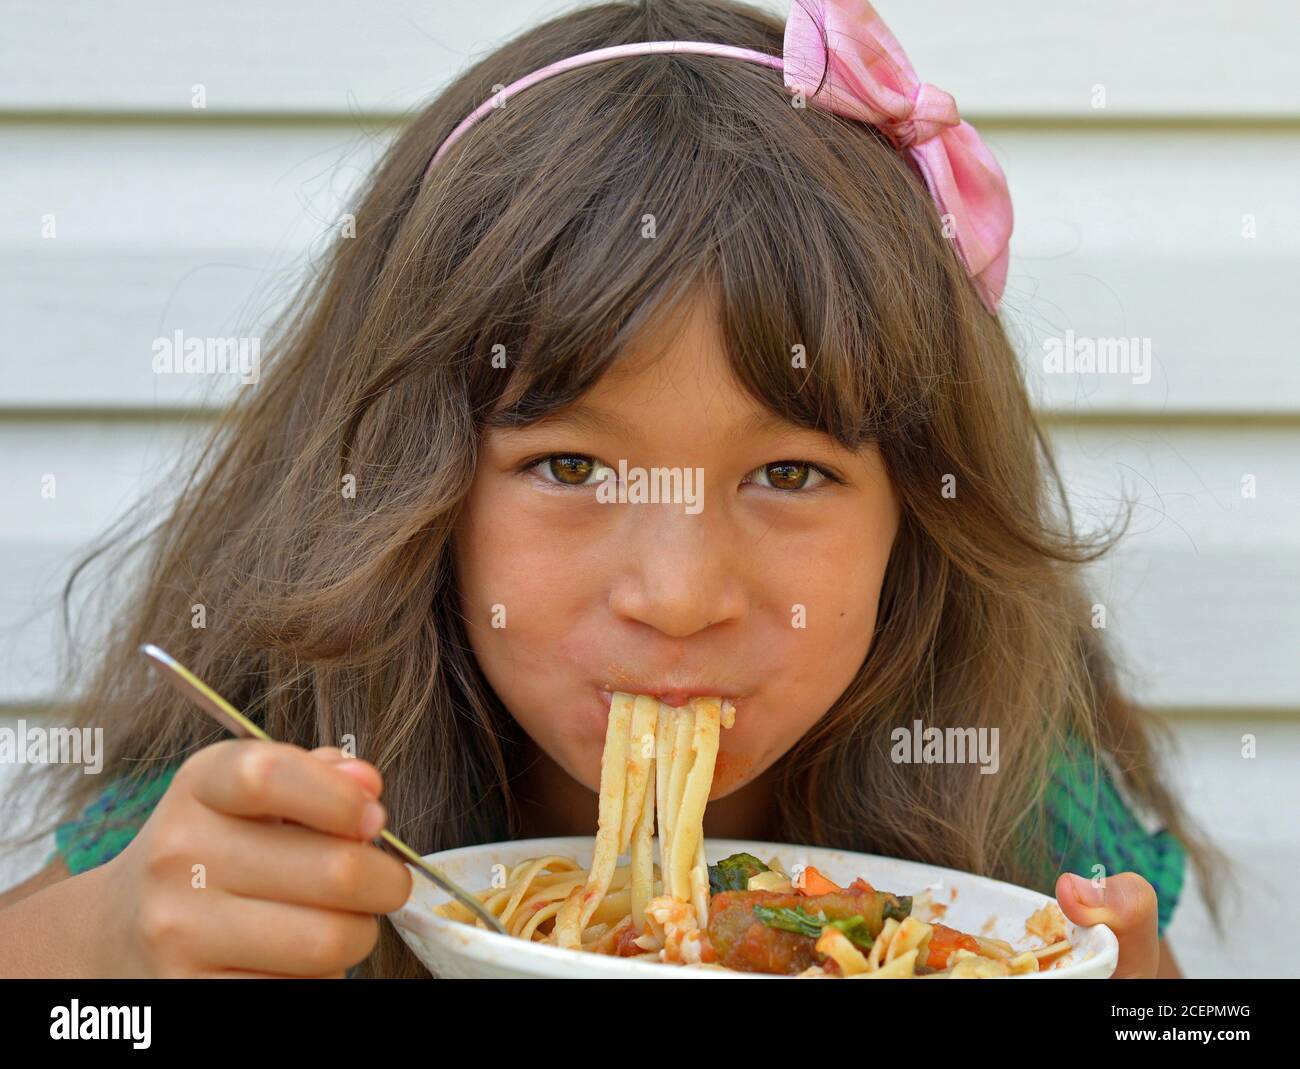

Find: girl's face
<box><xmin>454</xmin><ymin>299</ymin><xmax>900</xmax><ymax>800</ymax></box>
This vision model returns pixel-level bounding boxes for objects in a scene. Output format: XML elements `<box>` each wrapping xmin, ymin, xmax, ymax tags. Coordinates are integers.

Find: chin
<box><xmin>708</xmin><ymin>744</ymin><xmax>765</xmax><ymax>800</ymax></box>
<box><xmin>545</xmin><ymin>739</ymin><xmax>605</xmax><ymax>795</ymax></box>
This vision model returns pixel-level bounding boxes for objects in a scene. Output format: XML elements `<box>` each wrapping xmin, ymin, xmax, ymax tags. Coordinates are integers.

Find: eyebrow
<box><xmin>510</xmin><ymin>402</ymin><xmax>820</xmax><ymax>443</ymax></box>
<box><xmin>523</xmin><ymin>404</ymin><xmax>625</xmax><ymax>437</ymax></box>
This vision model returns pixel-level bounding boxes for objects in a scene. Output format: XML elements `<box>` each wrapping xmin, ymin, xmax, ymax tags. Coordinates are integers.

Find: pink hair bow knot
<box><xmin>783</xmin><ymin>0</ymin><xmax>1013</xmax><ymax>313</ymax></box>
<box><xmin>885</xmin><ymin>82</ymin><xmax>959</xmax><ymax>149</ymax></box>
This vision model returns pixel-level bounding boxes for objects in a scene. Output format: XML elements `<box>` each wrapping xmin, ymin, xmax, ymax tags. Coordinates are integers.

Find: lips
<box><xmin>597</xmin><ymin>685</ymin><xmax>740</xmax><ymax>711</ymax></box>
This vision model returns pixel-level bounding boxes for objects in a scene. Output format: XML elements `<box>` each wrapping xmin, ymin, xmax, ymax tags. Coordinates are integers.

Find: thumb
<box><xmin>1056</xmin><ymin>871</ymin><xmax>1160</xmax><ymax>979</ymax></box>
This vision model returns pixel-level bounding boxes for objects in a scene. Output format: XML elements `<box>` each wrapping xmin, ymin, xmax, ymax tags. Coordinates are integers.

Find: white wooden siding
<box><xmin>1</xmin><ymin>0</ymin><xmax>1297</xmax><ymax>976</ymax></box>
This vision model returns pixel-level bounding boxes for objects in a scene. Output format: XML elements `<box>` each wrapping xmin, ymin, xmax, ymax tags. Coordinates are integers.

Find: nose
<box><xmin>606</xmin><ymin>504</ymin><xmax>746</xmax><ymax>639</ymax></box>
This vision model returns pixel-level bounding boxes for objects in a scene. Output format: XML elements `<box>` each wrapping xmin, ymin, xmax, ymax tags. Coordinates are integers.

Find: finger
<box><xmin>204</xmin><ymin>816</ymin><xmax>413</xmax><ymax>914</ymax></box>
<box><xmin>308</xmin><ymin>746</ymin><xmax>383</xmax><ymax>799</ymax></box>
<box><xmin>1056</xmin><ymin>871</ymin><xmax>1160</xmax><ymax>979</ymax></box>
<box><xmin>178</xmin><ymin>892</ymin><xmax>380</xmax><ymax>976</ymax></box>
<box><xmin>188</xmin><ymin>740</ymin><xmax>385</xmax><ymax>841</ymax></box>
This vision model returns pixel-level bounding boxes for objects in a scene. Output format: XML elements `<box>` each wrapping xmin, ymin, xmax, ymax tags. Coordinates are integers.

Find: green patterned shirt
<box><xmin>51</xmin><ymin>764</ymin><xmax>180</xmax><ymax>877</ymax></box>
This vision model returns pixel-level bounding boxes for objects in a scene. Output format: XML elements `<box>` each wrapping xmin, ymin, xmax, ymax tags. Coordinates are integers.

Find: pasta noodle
<box><xmin>440</xmin><ymin>693</ymin><xmax>731</xmax><ymax>961</ymax></box>
<box><xmin>436</xmin><ymin>692</ymin><xmax>1071</xmax><ymax>977</ymax></box>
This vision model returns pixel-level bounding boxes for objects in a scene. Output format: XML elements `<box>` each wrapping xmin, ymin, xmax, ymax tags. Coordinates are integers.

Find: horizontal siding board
<box><xmin>3</xmin><ymin>124</ymin><xmax>1299</xmax><ymax>413</ymax></box>
<box><xmin>2</xmin><ymin>1</ymin><xmax>1299</xmax><ymax>118</ymax></box>
<box><xmin>1</xmin><ymin>250</ymin><xmax>295</xmax><ymax>410</ymax></box>
<box><xmin>1161</xmin><ymin>719</ymin><xmax>1300</xmax><ymax>978</ymax></box>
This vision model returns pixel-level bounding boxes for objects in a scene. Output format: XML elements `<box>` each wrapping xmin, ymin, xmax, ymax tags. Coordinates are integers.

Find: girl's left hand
<box><xmin>1055</xmin><ymin>872</ymin><xmax>1160</xmax><ymax>978</ymax></box>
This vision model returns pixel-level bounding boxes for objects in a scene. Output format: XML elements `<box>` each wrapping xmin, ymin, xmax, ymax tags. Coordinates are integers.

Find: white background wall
<box><xmin>1</xmin><ymin>1</ymin><xmax>1297</xmax><ymax>977</ymax></box>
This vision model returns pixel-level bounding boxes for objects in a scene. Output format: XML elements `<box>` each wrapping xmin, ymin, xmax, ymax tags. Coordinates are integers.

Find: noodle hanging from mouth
<box><xmin>440</xmin><ymin>693</ymin><xmax>733</xmax><ymax>961</ymax></box>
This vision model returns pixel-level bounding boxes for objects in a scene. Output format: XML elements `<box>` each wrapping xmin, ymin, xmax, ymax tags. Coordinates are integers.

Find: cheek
<box><xmin>812</xmin><ymin>482</ymin><xmax>898</xmax><ymax>639</ymax></box>
<box><xmin>457</xmin><ymin>489</ymin><xmax>589</xmax><ymax>643</ymax></box>
<box><xmin>766</xmin><ymin>499</ymin><xmax>893</xmax><ymax>652</ymax></box>
<box><xmin>454</xmin><ymin>489</ymin><xmax>608</xmax><ymax>786</ymax></box>
<box><xmin>709</xmin><ymin>746</ymin><xmax>760</xmax><ymax>798</ymax></box>
<box><xmin>800</xmin><ymin>529</ymin><xmax>890</xmax><ymax>662</ymax></box>
<box><xmin>722</xmin><ymin>509</ymin><xmax>894</xmax><ymax>786</ymax></box>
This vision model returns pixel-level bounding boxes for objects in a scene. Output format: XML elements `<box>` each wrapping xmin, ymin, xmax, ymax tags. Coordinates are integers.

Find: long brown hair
<box><xmin>7</xmin><ymin>0</ymin><xmax>1225</xmax><ymax>976</ymax></box>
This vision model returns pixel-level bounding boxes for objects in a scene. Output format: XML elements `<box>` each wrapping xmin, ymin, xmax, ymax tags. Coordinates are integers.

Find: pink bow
<box><xmin>783</xmin><ymin>0</ymin><xmax>1013</xmax><ymax>313</ymax></box>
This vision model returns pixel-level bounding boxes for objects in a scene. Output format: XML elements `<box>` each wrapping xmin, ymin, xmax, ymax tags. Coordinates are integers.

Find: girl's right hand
<box><xmin>88</xmin><ymin>740</ymin><xmax>413</xmax><ymax>977</ymax></box>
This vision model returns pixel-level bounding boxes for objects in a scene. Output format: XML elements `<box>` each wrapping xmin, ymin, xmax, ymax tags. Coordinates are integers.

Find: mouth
<box><xmin>596</xmin><ymin>685</ymin><xmax>742</xmax><ymax>712</ymax></box>
<box><xmin>577</xmin><ymin>686</ymin><xmax>756</xmax><ymax>799</ymax></box>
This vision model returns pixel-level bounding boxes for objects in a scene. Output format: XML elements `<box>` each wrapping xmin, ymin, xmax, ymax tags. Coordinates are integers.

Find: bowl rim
<box><xmin>389</xmin><ymin>835</ymin><xmax>1119</xmax><ymax>979</ymax></box>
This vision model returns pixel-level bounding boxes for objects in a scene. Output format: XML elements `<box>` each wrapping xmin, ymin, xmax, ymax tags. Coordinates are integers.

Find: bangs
<box><xmin>437</xmin><ymin>48</ymin><xmax>958</xmax><ymax>449</ymax></box>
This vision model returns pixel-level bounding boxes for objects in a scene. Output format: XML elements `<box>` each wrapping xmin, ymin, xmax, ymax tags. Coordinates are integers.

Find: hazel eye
<box><xmin>532</xmin><ymin>454</ymin><xmax>613</xmax><ymax>486</ymax></box>
<box><xmin>744</xmin><ymin>461</ymin><xmax>827</xmax><ymax>492</ymax></box>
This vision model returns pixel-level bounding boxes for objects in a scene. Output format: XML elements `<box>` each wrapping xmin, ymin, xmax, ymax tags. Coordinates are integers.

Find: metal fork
<box><xmin>138</xmin><ymin>643</ymin><xmax>507</xmax><ymax>935</ymax></box>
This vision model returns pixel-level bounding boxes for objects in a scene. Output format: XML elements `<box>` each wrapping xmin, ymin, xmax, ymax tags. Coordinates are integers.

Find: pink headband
<box><xmin>423</xmin><ymin>0</ymin><xmax>1012</xmax><ymax>314</ymax></box>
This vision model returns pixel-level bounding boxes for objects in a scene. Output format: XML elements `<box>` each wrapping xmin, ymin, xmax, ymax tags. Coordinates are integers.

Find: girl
<box><xmin>0</xmin><ymin>0</ymin><xmax>1222</xmax><ymax>978</ymax></box>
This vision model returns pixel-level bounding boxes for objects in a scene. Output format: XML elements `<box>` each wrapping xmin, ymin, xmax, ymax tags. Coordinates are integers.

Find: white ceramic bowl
<box><xmin>389</xmin><ymin>836</ymin><xmax>1118</xmax><ymax>979</ymax></box>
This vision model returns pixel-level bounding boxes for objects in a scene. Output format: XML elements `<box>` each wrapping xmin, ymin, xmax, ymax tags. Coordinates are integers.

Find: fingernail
<box><xmin>335</xmin><ymin>761</ymin><xmax>375</xmax><ymax>788</ymax></box>
<box><xmin>1070</xmin><ymin>873</ymin><xmax>1105</xmax><ymax>906</ymax></box>
<box><xmin>360</xmin><ymin>802</ymin><xmax>385</xmax><ymax>839</ymax></box>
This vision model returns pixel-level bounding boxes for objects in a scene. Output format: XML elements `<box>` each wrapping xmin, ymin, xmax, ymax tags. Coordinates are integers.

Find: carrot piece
<box><xmin>797</xmin><ymin>865</ymin><xmax>842</xmax><ymax>896</ymax></box>
<box><xmin>925</xmin><ymin>923</ymin><xmax>982</xmax><ymax>970</ymax></box>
